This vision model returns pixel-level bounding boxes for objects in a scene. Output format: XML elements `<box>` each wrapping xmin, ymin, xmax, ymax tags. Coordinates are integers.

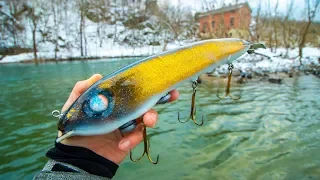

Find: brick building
<box><xmin>198</xmin><ymin>3</ymin><xmax>251</xmax><ymax>39</ymax></box>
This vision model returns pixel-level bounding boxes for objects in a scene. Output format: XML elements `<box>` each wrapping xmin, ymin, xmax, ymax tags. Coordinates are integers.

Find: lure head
<box><xmin>57</xmin><ymin>73</ymin><xmax>147</xmax><ymax>142</ymax></box>
<box><xmin>225</xmin><ymin>39</ymin><xmax>251</xmax><ymax>63</ymax></box>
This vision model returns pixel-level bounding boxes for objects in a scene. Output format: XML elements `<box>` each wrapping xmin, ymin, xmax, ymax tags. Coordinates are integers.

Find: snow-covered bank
<box><xmin>0</xmin><ymin>46</ymin><xmax>158</xmax><ymax>63</ymax></box>
<box><xmin>0</xmin><ymin>42</ymin><xmax>183</xmax><ymax>64</ymax></box>
<box><xmin>215</xmin><ymin>47</ymin><xmax>320</xmax><ymax>75</ymax></box>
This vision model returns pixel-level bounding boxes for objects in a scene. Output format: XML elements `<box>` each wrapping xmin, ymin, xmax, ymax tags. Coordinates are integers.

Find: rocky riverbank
<box><xmin>199</xmin><ymin>64</ymin><xmax>320</xmax><ymax>87</ymax></box>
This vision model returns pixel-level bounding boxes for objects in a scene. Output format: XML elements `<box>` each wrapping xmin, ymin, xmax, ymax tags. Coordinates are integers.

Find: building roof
<box><xmin>199</xmin><ymin>2</ymin><xmax>251</xmax><ymax>18</ymax></box>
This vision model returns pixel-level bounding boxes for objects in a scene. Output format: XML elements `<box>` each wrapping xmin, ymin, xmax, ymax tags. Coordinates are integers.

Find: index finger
<box><xmin>62</xmin><ymin>74</ymin><xmax>103</xmax><ymax>112</ymax></box>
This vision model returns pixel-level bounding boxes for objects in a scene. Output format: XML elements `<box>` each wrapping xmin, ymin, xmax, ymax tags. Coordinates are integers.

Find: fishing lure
<box><xmin>52</xmin><ymin>38</ymin><xmax>265</xmax><ymax>164</ymax></box>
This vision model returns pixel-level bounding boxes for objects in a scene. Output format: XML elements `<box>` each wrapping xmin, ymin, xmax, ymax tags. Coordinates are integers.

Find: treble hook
<box><xmin>178</xmin><ymin>81</ymin><xmax>204</xmax><ymax>126</ymax></box>
<box><xmin>217</xmin><ymin>64</ymin><xmax>241</xmax><ymax>100</ymax></box>
<box><xmin>130</xmin><ymin>125</ymin><xmax>159</xmax><ymax>164</ymax></box>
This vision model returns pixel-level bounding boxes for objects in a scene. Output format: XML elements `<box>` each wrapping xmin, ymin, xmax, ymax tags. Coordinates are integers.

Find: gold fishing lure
<box><xmin>52</xmin><ymin>38</ymin><xmax>265</xmax><ymax>164</ymax></box>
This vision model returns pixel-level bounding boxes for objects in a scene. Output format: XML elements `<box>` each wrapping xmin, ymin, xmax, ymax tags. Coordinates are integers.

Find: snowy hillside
<box><xmin>0</xmin><ymin>0</ymin><xmax>196</xmax><ymax>62</ymax></box>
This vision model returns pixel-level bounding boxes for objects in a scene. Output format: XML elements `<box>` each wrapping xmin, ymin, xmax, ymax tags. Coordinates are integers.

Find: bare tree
<box><xmin>28</xmin><ymin>7</ymin><xmax>40</xmax><ymax>64</ymax></box>
<box><xmin>281</xmin><ymin>0</ymin><xmax>295</xmax><ymax>57</ymax></box>
<box><xmin>263</xmin><ymin>0</ymin><xmax>274</xmax><ymax>51</ymax></box>
<box><xmin>298</xmin><ymin>0</ymin><xmax>320</xmax><ymax>65</ymax></box>
<box><xmin>272</xmin><ymin>0</ymin><xmax>279</xmax><ymax>53</ymax></box>
<box><xmin>51</xmin><ymin>0</ymin><xmax>59</xmax><ymax>62</ymax></box>
<box><xmin>0</xmin><ymin>1</ymin><xmax>29</xmax><ymax>47</ymax></box>
<box><xmin>78</xmin><ymin>0</ymin><xmax>89</xmax><ymax>56</ymax></box>
<box><xmin>201</xmin><ymin>0</ymin><xmax>218</xmax><ymax>11</ymax></box>
<box><xmin>248</xmin><ymin>0</ymin><xmax>262</xmax><ymax>41</ymax></box>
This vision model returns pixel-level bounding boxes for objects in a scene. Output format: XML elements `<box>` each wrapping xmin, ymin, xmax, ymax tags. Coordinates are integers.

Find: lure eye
<box><xmin>89</xmin><ymin>94</ymin><xmax>108</xmax><ymax>112</ymax></box>
<box><xmin>83</xmin><ymin>90</ymin><xmax>114</xmax><ymax>118</ymax></box>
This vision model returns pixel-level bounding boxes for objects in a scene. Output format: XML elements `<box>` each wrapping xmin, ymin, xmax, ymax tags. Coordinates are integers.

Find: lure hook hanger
<box><xmin>130</xmin><ymin>125</ymin><xmax>159</xmax><ymax>164</ymax></box>
<box><xmin>217</xmin><ymin>64</ymin><xmax>241</xmax><ymax>100</ymax></box>
<box><xmin>178</xmin><ymin>80</ymin><xmax>204</xmax><ymax>126</ymax></box>
<box><xmin>52</xmin><ymin>110</ymin><xmax>63</xmax><ymax>119</ymax></box>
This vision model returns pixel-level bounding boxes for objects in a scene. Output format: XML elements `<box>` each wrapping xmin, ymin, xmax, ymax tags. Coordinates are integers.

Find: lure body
<box><xmin>57</xmin><ymin>38</ymin><xmax>251</xmax><ymax>142</ymax></box>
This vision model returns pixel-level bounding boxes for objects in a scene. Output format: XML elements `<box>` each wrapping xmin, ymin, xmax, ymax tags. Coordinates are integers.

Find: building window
<box><xmin>211</xmin><ymin>21</ymin><xmax>215</xmax><ymax>29</ymax></box>
<box><xmin>230</xmin><ymin>17</ymin><xmax>234</xmax><ymax>27</ymax></box>
<box><xmin>203</xmin><ymin>22</ymin><xmax>208</xmax><ymax>33</ymax></box>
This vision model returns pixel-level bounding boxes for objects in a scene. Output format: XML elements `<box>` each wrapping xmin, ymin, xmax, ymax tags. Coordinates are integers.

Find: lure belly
<box><xmin>57</xmin><ymin>38</ymin><xmax>251</xmax><ymax>142</ymax></box>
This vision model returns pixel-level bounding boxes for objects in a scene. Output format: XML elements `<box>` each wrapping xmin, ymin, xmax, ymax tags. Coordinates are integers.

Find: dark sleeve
<box><xmin>45</xmin><ymin>141</ymin><xmax>119</xmax><ymax>178</ymax></box>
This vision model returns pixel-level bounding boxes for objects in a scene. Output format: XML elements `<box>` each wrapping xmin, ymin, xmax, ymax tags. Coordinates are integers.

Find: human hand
<box><xmin>58</xmin><ymin>74</ymin><xmax>179</xmax><ymax>164</ymax></box>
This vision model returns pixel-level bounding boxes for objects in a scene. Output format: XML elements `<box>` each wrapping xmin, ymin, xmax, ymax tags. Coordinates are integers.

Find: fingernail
<box><xmin>149</xmin><ymin>113</ymin><xmax>157</xmax><ymax>127</ymax></box>
<box><xmin>119</xmin><ymin>140</ymin><xmax>131</xmax><ymax>151</ymax></box>
<box><xmin>88</xmin><ymin>74</ymin><xmax>102</xmax><ymax>85</ymax></box>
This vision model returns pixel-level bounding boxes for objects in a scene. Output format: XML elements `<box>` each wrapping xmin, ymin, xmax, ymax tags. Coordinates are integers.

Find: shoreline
<box><xmin>0</xmin><ymin>55</ymin><xmax>147</xmax><ymax>64</ymax></box>
<box><xmin>1</xmin><ymin>51</ymin><xmax>319</xmax><ymax>78</ymax></box>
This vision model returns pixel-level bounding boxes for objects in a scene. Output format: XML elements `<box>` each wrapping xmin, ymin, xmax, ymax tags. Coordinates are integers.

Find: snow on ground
<box><xmin>0</xmin><ymin>44</ymin><xmax>175</xmax><ymax>63</ymax></box>
<box><xmin>215</xmin><ymin>47</ymin><xmax>320</xmax><ymax>74</ymax></box>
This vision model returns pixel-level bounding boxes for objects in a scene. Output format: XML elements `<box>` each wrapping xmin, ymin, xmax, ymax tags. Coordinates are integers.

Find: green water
<box><xmin>0</xmin><ymin>59</ymin><xmax>319</xmax><ymax>180</ymax></box>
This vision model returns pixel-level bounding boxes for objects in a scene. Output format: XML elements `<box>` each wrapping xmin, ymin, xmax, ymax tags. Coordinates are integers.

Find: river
<box><xmin>0</xmin><ymin>58</ymin><xmax>319</xmax><ymax>180</ymax></box>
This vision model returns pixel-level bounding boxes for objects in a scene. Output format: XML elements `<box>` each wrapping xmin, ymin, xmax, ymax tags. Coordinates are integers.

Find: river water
<box><xmin>0</xmin><ymin>58</ymin><xmax>319</xmax><ymax>180</ymax></box>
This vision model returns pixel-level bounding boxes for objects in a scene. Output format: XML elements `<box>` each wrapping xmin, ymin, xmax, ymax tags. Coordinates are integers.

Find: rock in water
<box><xmin>268</xmin><ymin>78</ymin><xmax>282</xmax><ymax>84</ymax></box>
